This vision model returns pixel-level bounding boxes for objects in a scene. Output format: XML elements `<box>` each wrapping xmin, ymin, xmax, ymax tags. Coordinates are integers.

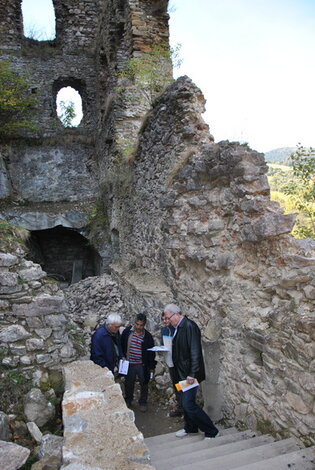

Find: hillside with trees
<box><xmin>267</xmin><ymin>145</ymin><xmax>315</xmax><ymax>239</ymax></box>
<box><xmin>265</xmin><ymin>147</ymin><xmax>296</xmax><ymax>164</ymax></box>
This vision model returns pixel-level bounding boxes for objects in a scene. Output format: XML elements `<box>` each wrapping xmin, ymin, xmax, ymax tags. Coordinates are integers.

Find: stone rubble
<box><xmin>0</xmin><ymin>440</ymin><xmax>30</xmax><ymax>470</ymax></box>
<box><xmin>24</xmin><ymin>388</ymin><xmax>55</xmax><ymax>427</ymax></box>
<box><xmin>64</xmin><ymin>274</ymin><xmax>128</xmax><ymax>330</ymax></box>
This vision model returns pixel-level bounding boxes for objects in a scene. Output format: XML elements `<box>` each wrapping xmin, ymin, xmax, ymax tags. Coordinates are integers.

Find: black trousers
<box><xmin>124</xmin><ymin>364</ymin><xmax>148</xmax><ymax>405</ymax></box>
<box><xmin>181</xmin><ymin>386</ymin><xmax>218</xmax><ymax>437</ymax></box>
<box><xmin>169</xmin><ymin>366</ymin><xmax>182</xmax><ymax>410</ymax></box>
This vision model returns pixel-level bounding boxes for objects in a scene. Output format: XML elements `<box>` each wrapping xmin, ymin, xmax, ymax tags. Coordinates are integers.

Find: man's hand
<box><xmin>186</xmin><ymin>376</ymin><xmax>195</xmax><ymax>384</ymax></box>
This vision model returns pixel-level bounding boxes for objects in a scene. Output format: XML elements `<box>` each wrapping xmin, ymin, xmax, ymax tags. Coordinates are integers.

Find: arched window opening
<box><xmin>56</xmin><ymin>87</ymin><xmax>83</xmax><ymax>127</ymax></box>
<box><xmin>21</xmin><ymin>0</ymin><xmax>56</xmax><ymax>41</ymax></box>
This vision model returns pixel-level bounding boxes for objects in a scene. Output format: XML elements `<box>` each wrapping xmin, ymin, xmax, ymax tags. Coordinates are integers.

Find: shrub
<box><xmin>0</xmin><ymin>60</ymin><xmax>38</xmax><ymax>137</ymax></box>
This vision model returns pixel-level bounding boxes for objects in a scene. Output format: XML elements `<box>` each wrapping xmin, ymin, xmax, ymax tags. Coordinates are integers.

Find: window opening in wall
<box><xmin>56</xmin><ymin>87</ymin><xmax>83</xmax><ymax>127</ymax></box>
<box><xmin>21</xmin><ymin>0</ymin><xmax>56</xmax><ymax>41</ymax></box>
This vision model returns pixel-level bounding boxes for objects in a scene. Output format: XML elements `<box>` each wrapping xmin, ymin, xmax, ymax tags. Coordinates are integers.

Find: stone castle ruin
<box><xmin>0</xmin><ymin>0</ymin><xmax>314</xmax><ymax>457</ymax></box>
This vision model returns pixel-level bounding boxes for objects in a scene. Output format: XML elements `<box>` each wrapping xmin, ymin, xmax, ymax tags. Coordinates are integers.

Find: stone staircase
<box><xmin>144</xmin><ymin>427</ymin><xmax>315</xmax><ymax>470</ymax></box>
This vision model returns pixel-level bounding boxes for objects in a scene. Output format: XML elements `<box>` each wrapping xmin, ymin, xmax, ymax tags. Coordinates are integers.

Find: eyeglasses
<box><xmin>163</xmin><ymin>312</ymin><xmax>175</xmax><ymax>321</ymax></box>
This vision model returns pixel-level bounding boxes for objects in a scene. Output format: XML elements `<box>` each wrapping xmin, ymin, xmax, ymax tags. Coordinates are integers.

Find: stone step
<box><xmin>149</xmin><ymin>434</ymin><xmax>275</xmax><ymax>470</ymax></box>
<box><xmin>144</xmin><ymin>426</ymin><xmax>238</xmax><ymax>446</ymax></box>
<box><xmin>149</xmin><ymin>437</ymin><xmax>300</xmax><ymax>470</ymax></box>
<box><xmin>233</xmin><ymin>446</ymin><xmax>315</xmax><ymax>470</ymax></box>
<box><xmin>147</xmin><ymin>430</ymin><xmax>257</xmax><ymax>458</ymax></box>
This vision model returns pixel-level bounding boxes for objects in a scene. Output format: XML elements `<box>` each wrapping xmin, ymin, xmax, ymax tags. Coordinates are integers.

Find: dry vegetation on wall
<box><xmin>116</xmin><ymin>44</ymin><xmax>173</xmax><ymax>106</ymax></box>
<box><xmin>0</xmin><ymin>220</ymin><xmax>29</xmax><ymax>253</ymax></box>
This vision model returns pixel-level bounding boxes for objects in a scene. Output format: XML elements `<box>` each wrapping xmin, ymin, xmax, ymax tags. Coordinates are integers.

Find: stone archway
<box><xmin>26</xmin><ymin>225</ymin><xmax>101</xmax><ymax>285</ymax></box>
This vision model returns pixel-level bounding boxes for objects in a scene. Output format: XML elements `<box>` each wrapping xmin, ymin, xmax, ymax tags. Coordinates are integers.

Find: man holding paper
<box><xmin>90</xmin><ymin>313</ymin><xmax>123</xmax><ymax>373</ymax></box>
<box><xmin>163</xmin><ymin>304</ymin><xmax>219</xmax><ymax>440</ymax></box>
<box><xmin>121</xmin><ymin>313</ymin><xmax>156</xmax><ymax>412</ymax></box>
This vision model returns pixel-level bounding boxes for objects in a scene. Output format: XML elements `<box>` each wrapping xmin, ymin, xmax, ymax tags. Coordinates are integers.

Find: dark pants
<box><xmin>169</xmin><ymin>367</ymin><xmax>182</xmax><ymax>410</ymax></box>
<box><xmin>124</xmin><ymin>364</ymin><xmax>148</xmax><ymax>405</ymax></box>
<box><xmin>181</xmin><ymin>386</ymin><xmax>218</xmax><ymax>437</ymax></box>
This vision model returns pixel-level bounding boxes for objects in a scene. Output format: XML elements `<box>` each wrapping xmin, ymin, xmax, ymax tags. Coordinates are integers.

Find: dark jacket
<box><xmin>121</xmin><ymin>326</ymin><xmax>156</xmax><ymax>381</ymax></box>
<box><xmin>90</xmin><ymin>325</ymin><xmax>123</xmax><ymax>372</ymax></box>
<box><xmin>160</xmin><ymin>324</ymin><xmax>175</xmax><ymax>344</ymax></box>
<box><xmin>172</xmin><ymin>316</ymin><xmax>206</xmax><ymax>383</ymax></box>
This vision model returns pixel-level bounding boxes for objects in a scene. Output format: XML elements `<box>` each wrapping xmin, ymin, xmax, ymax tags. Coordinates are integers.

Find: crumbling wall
<box><xmin>1</xmin><ymin>0</ymin><xmax>313</xmax><ymax>449</ymax></box>
<box><xmin>109</xmin><ymin>76</ymin><xmax>315</xmax><ymax>445</ymax></box>
<box><xmin>0</xmin><ymin>0</ymin><xmax>101</xmax><ymax>205</ymax></box>
<box><xmin>0</xmin><ymin>0</ymin><xmax>171</xmax><ymax>272</ymax></box>
<box><xmin>0</xmin><ymin>250</ymin><xmax>81</xmax><ymax>373</ymax></box>
<box><xmin>96</xmin><ymin>0</ymin><xmax>172</xmax><ymax>184</ymax></box>
<box><xmin>62</xmin><ymin>360</ymin><xmax>154</xmax><ymax>470</ymax></box>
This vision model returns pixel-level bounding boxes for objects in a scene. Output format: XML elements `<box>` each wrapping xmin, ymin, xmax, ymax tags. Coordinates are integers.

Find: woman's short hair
<box><xmin>105</xmin><ymin>313</ymin><xmax>122</xmax><ymax>325</ymax></box>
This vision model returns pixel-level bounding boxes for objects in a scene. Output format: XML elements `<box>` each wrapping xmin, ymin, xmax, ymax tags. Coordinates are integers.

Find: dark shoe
<box><xmin>169</xmin><ymin>409</ymin><xmax>183</xmax><ymax>418</ymax></box>
<box><xmin>139</xmin><ymin>405</ymin><xmax>147</xmax><ymax>412</ymax></box>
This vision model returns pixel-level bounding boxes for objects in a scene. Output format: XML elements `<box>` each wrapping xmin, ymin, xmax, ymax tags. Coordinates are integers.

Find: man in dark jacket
<box><xmin>121</xmin><ymin>313</ymin><xmax>156</xmax><ymax>412</ymax></box>
<box><xmin>163</xmin><ymin>303</ymin><xmax>219</xmax><ymax>439</ymax></box>
<box><xmin>90</xmin><ymin>313</ymin><xmax>123</xmax><ymax>373</ymax></box>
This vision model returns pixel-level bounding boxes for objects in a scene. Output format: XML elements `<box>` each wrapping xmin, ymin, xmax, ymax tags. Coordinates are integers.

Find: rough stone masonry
<box><xmin>0</xmin><ymin>0</ymin><xmax>314</xmax><ymax>456</ymax></box>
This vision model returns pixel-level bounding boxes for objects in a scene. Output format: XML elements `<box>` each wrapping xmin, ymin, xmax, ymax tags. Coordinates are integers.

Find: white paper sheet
<box><xmin>119</xmin><ymin>359</ymin><xmax>129</xmax><ymax>375</ymax></box>
<box><xmin>162</xmin><ymin>335</ymin><xmax>174</xmax><ymax>367</ymax></box>
<box><xmin>147</xmin><ymin>345</ymin><xmax>169</xmax><ymax>351</ymax></box>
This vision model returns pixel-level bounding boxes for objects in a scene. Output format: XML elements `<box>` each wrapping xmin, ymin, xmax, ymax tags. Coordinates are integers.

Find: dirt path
<box><xmin>132</xmin><ymin>401</ymin><xmax>183</xmax><ymax>438</ymax></box>
<box><xmin>117</xmin><ymin>378</ymin><xmax>183</xmax><ymax>438</ymax></box>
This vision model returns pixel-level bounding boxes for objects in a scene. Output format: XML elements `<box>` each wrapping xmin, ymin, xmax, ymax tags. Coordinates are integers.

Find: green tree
<box><xmin>284</xmin><ymin>144</ymin><xmax>315</xmax><ymax>238</ymax></box>
<box><xmin>58</xmin><ymin>100</ymin><xmax>76</xmax><ymax>127</ymax></box>
<box><xmin>0</xmin><ymin>60</ymin><xmax>37</xmax><ymax>137</ymax></box>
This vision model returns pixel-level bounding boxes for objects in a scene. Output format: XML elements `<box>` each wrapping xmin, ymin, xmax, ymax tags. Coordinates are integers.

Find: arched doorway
<box><xmin>26</xmin><ymin>225</ymin><xmax>101</xmax><ymax>285</ymax></box>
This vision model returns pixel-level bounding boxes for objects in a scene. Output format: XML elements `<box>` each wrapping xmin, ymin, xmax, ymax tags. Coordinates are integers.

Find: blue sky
<box><xmin>21</xmin><ymin>0</ymin><xmax>315</xmax><ymax>152</ymax></box>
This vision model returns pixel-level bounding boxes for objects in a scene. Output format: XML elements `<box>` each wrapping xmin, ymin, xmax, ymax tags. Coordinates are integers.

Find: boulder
<box><xmin>24</xmin><ymin>389</ymin><xmax>55</xmax><ymax>427</ymax></box>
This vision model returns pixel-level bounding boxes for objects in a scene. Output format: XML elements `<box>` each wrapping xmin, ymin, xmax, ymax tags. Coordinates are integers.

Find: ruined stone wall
<box><xmin>96</xmin><ymin>0</ymin><xmax>172</xmax><ymax>184</ymax></box>
<box><xmin>2</xmin><ymin>142</ymin><xmax>97</xmax><ymax>203</ymax></box>
<box><xmin>0</xmin><ymin>0</ymin><xmax>101</xmax><ymax>133</ymax></box>
<box><xmin>0</xmin><ymin>0</ymin><xmax>100</xmax><ymax>206</ymax></box>
<box><xmin>1</xmin><ymin>0</ymin><xmax>171</xmax><ymax>272</ymax></box>
<box><xmin>0</xmin><ymin>250</ymin><xmax>81</xmax><ymax>374</ymax></box>
<box><xmin>109</xmin><ymin>76</ymin><xmax>315</xmax><ymax>445</ymax></box>
<box><xmin>62</xmin><ymin>360</ymin><xmax>153</xmax><ymax>470</ymax></box>
<box><xmin>1</xmin><ymin>0</ymin><xmax>313</xmax><ymax>450</ymax></box>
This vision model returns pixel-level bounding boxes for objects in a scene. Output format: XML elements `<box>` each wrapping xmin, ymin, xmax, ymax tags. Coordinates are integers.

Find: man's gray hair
<box><xmin>164</xmin><ymin>303</ymin><xmax>181</xmax><ymax>315</ymax></box>
<box><xmin>105</xmin><ymin>313</ymin><xmax>122</xmax><ymax>325</ymax></box>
